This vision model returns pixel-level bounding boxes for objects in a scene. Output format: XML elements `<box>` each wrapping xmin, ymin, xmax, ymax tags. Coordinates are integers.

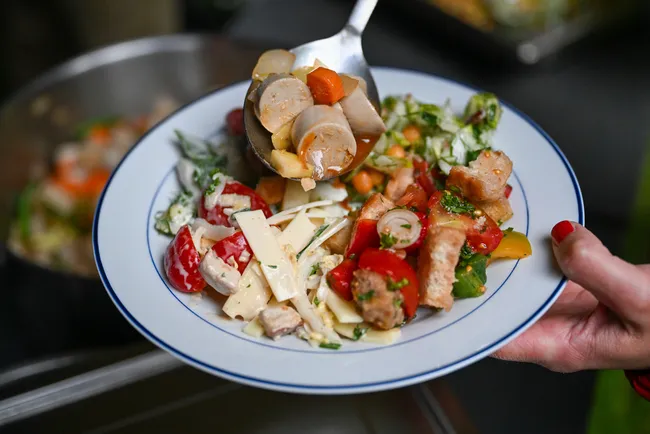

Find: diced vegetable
<box><xmin>464</xmin><ymin>92</ymin><xmax>502</xmax><ymax>130</ymax></box>
<box><xmin>490</xmin><ymin>229</ymin><xmax>532</xmax><ymax>260</ymax></box>
<box><xmin>270</xmin><ymin>150</ymin><xmax>314</xmax><ymax>179</ymax></box>
<box><xmin>271</xmin><ymin>120</ymin><xmax>294</xmax><ymax>150</ymax></box>
<box><xmin>504</xmin><ymin>184</ymin><xmax>513</xmax><ymax>199</ymax></box>
<box><xmin>453</xmin><ymin>254</ymin><xmax>488</xmax><ymax>299</ymax></box>
<box><xmin>155</xmin><ymin>191</ymin><xmax>195</xmax><ymax>236</ymax></box>
<box><xmin>306</xmin><ymin>67</ymin><xmax>346</xmax><ymax>105</ymax></box>
<box><xmin>199</xmin><ymin>181</ymin><xmax>272</xmax><ymax>227</ymax></box>
<box><xmin>345</xmin><ymin>219</ymin><xmax>380</xmax><ymax>258</ymax></box>
<box><xmin>395</xmin><ymin>184</ymin><xmax>428</xmax><ymax>213</ymax></box>
<box><xmin>252</xmin><ymin>49</ymin><xmax>296</xmax><ymax>81</ymax></box>
<box><xmin>327</xmin><ymin>258</ymin><xmax>358</xmax><ymax>301</ymax></box>
<box><xmin>256</xmin><ymin>176</ymin><xmax>286</xmax><ymax>206</ymax></box>
<box><xmin>402</xmin><ymin>125</ymin><xmax>421</xmax><ymax>143</ymax></box>
<box><xmin>376</xmin><ymin>209</ymin><xmax>423</xmax><ymax>250</ymax></box>
<box><xmin>386</xmin><ymin>144</ymin><xmax>406</xmax><ymax>158</ymax></box>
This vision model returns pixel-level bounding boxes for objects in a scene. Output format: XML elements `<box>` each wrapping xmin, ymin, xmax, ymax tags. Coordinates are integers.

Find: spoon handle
<box><xmin>345</xmin><ymin>0</ymin><xmax>379</xmax><ymax>36</ymax></box>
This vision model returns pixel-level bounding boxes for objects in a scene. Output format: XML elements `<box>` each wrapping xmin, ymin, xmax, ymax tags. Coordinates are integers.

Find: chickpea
<box><xmin>352</xmin><ymin>170</ymin><xmax>374</xmax><ymax>195</ymax></box>
<box><xmin>386</xmin><ymin>145</ymin><xmax>406</xmax><ymax>158</ymax></box>
<box><xmin>402</xmin><ymin>124</ymin><xmax>421</xmax><ymax>143</ymax></box>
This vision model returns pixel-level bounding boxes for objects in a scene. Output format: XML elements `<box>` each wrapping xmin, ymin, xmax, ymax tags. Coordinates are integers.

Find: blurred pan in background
<box><xmin>0</xmin><ymin>34</ymin><xmax>264</xmax><ymax>360</ymax></box>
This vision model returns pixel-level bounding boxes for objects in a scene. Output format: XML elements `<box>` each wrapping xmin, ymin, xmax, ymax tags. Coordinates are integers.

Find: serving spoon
<box><xmin>243</xmin><ymin>0</ymin><xmax>381</xmax><ymax>181</ymax></box>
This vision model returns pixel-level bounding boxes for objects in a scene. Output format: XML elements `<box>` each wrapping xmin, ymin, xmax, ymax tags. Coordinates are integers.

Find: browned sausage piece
<box><xmin>351</xmin><ymin>269</ymin><xmax>404</xmax><ymax>330</ymax></box>
<box><xmin>446</xmin><ymin>150</ymin><xmax>513</xmax><ymax>202</ymax></box>
<box><xmin>418</xmin><ymin>225</ymin><xmax>466</xmax><ymax>311</ymax></box>
<box><xmin>255</xmin><ymin>73</ymin><xmax>314</xmax><ymax>134</ymax></box>
<box><xmin>323</xmin><ymin>218</ymin><xmax>353</xmax><ymax>254</ymax></box>
<box><xmin>291</xmin><ymin>105</ymin><xmax>357</xmax><ymax>180</ymax></box>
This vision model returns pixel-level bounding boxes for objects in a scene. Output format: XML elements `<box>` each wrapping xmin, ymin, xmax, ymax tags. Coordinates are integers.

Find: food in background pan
<box><xmin>8</xmin><ymin>98</ymin><xmax>178</xmax><ymax>277</ymax></box>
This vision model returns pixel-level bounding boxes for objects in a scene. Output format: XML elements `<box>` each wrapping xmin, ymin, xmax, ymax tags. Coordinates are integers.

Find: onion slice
<box><xmin>252</xmin><ymin>49</ymin><xmax>296</xmax><ymax>81</ymax></box>
<box><xmin>377</xmin><ymin>209</ymin><xmax>422</xmax><ymax>249</ymax></box>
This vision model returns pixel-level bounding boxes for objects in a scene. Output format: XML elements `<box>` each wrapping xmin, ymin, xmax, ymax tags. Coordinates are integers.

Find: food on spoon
<box><xmin>291</xmin><ymin>105</ymin><xmax>357</xmax><ymax>179</ymax></box>
<box><xmin>270</xmin><ymin>149</ymin><xmax>314</xmax><ymax>179</ymax></box>
<box><xmin>254</xmin><ymin>73</ymin><xmax>314</xmax><ymax>134</ymax></box>
<box><xmin>306</xmin><ymin>67</ymin><xmax>346</xmax><ymax>105</ymax></box>
<box><xmin>156</xmin><ymin>90</ymin><xmax>533</xmax><ymax>349</ymax></box>
<box><xmin>338</xmin><ymin>78</ymin><xmax>386</xmax><ymax>137</ymax></box>
<box><xmin>248</xmin><ymin>50</ymin><xmax>385</xmax><ymax>182</ymax></box>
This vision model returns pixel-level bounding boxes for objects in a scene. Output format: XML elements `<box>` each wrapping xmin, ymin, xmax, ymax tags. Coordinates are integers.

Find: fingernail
<box><xmin>551</xmin><ymin>220</ymin><xmax>575</xmax><ymax>244</ymax></box>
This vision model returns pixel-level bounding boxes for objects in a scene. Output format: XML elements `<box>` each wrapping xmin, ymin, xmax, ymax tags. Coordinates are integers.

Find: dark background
<box><xmin>1</xmin><ymin>0</ymin><xmax>650</xmax><ymax>432</ymax></box>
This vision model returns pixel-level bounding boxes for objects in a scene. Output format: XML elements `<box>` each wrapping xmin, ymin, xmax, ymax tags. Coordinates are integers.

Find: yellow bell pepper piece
<box><xmin>491</xmin><ymin>230</ymin><xmax>532</xmax><ymax>261</ymax></box>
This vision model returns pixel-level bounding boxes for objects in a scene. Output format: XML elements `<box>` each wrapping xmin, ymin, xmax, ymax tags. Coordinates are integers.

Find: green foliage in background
<box><xmin>587</xmin><ymin>145</ymin><xmax>650</xmax><ymax>434</ymax></box>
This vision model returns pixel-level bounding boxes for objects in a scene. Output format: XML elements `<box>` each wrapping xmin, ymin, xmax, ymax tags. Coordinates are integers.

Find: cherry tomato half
<box><xmin>163</xmin><ymin>225</ymin><xmax>206</xmax><ymax>293</ymax></box>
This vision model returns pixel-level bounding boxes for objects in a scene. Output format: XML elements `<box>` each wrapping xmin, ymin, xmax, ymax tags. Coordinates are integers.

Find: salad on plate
<box><xmin>155</xmin><ymin>51</ymin><xmax>532</xmax><ymax>350</ymax></box>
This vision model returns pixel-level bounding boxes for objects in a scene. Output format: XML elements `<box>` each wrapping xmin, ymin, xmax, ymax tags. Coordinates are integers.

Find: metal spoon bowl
<box><xmin>243</xmin><ymin>0</ymin><xmax>381</xmax><ymax>181</ymax></box>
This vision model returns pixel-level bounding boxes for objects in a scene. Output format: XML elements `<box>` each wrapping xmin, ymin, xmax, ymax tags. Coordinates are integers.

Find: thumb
<box><xmin>551</xmin><ymin>221</ymin><xmax>650</xmax><ymax>327</ymax></box>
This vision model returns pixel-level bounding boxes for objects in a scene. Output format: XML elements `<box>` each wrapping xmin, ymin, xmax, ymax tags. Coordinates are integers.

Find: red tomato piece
<box><xmin>345</xmin><ymin>219</ymin><xmax>380</xmax><ymax>258</ymax></box>
<box><xmin>504</xmin><ymin>184</ymin><xmax>513</xmax><ymax>199</ymax></box>
<box><xmin>199</xmin><ymin>181</ymin><xmax>273</xmax><ymax>227</ymax></box>
<box><xmin>211</xmin><ymin>231</ymin><xmax>253</xmax><ymax>273</ymax></box>
<box><xmin>327</xmin><ymin>258</ymin><xmax>358</xmax><ymax>301</ymax></box>
<box><xmin>396</xmin><ymin>184</ymin><xmax>428</xmax><ymax>212</ymax></box>
<box><xmin>163</xmin><ymin>225</ymin><xmax>206</xmax><ymax>293</ymax></box>
<box><xmin>226</xmin><ymin>108</ymin><xmax>244</xmax><ymax>136</ymax></box>
<box><xmin>428</xmin><ymin>190</ymin><xmax>503</xmax><ymax>255</ymax></box>
<box><xmin>358</xmin><ymin>248</ymin><xmax>419</xmax><ymax>319</ymax></box>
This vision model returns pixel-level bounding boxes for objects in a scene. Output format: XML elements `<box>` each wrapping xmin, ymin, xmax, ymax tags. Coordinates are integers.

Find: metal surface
<box><xmin>0</xmin><ymin>34</ymin><xmax>265</xmax><ymax>359</ymax></box>
<box><xmin>244</xmin><ymin>0</ymin><xmax>381</xmax><ymax>180</ymax></box>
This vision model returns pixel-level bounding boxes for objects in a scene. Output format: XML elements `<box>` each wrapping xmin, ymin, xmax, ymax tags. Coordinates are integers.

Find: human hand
<box><xmin>492</xmin><ymin>221</ymin><xmax>650</xmax><ymax>373</ymax></box>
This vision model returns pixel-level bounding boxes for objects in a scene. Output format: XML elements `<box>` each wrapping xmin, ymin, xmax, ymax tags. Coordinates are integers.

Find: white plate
<box><xmin>94</xmin><ymin>68</ymin><xmax>584</xmax><ymax>394</ymax></box>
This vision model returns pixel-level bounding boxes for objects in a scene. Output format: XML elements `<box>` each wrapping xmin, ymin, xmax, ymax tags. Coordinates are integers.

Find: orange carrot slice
<box><xmin>306</xmin><ymin>67</ymin><xmax>346</xmax><ymax>105</ymax></box>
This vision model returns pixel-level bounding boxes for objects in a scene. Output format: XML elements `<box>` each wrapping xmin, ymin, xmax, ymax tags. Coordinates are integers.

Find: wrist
<box><xmin>625</xmin><ymin>369</ymin><xmax>650</xmax><ymax>401</ymax></box>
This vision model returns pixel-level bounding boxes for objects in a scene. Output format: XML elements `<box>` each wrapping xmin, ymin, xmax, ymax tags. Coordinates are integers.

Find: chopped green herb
<box><xmin>380</xmin><ymin>232</ymin><xmax>397</xmax><ymax>249</ymax></box>
<box><xmin>387</xmin><ymin>277</ymin><xmax>409</xmax><ymax>291</ymax></box>
<box><xmin>448</xmin><ymin>185</ymin><xmax>461</xmax><ymax>195</ymax></box>
<box><xmin>394</xmin><ymin>298</ymin><xmax>403</xmax><ymax>308</ymax></box>
<box><xmin>440</xmin><ymin>191</ymin><xmax>475</xmax><ymax>216</ymax></box>
<box><xmin>400</xmin><ymin>224</ymin><xmax>412</xmax><ymax>229</ymax></box>
<box><xmin>310</xmin><ymin>263</ymin><xmax>321</xmax><ymax>276</ymax></box>
<box><xmin>459</xmin><ymin>243</ymin><xmax>474</xmax><ymax>264</ymax></box>
<box><xmin>313</xmin><ymin>297</ymin><xmax>320</xmax><ymax>307</ymax></box>
<box><xmin>297</xmin><ymin>224</ymin><xmax>329</xmax><ymax>259</ymax></box>
<box><xmin>246</xmin><ymin>284</ymin><xmax>251</xmax><ymax>288</ymax></box>
<box><xmin>348</xmin><ymin>253</ymin><xmax>358</xmax><ymax>260</ymax></box>
<box><xmin>357</xmin><ymin>291</ymin><xmax>375</xmax><ymax>301</ymax></box>
<box><xmin>434</xmin><ymin>177</ymin><xmax>445</xmax><ymax>191</ymax></box>
<box><xmin>352</xmin><ymin>325</ymin><xmax>368</xmax><ymax>341</ymax></box>
<box><xmin>267</xmin><ymin>265</ymin><xmax>278</xmax><ymax>269</ymax></box>
<box><xmin>421</xmin><ymin>111</ymin><xmax>439</xmax><ymax>127</ymax></box>
<box><xmin>319</xmin><ymin>342</ymin><xmax>341</xmax><ymax>350</ymax></box>
<box><xmin>220</xmin><ymin>273</ymin><xmax>225</xmax><ymax>278</ymax></box>
<box><xmin>503</xmin><ymin>227</ymin><xmax>514</xmax><ymax>237</ymax></box>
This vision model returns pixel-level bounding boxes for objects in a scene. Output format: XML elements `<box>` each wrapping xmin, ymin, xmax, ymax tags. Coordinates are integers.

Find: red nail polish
<box><xmin>551</xmin><ymin>220</ymin><xmax>575</xmax><ymax>244</ymax></box>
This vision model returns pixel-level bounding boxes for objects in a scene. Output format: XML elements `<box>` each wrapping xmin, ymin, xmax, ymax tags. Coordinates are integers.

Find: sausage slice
<box><xmin>291</xmin><ymin>105</ymin><xmax>357</xmax><ymax>180</ymax></box>
<box><xmin>255</xmin><ymin>73</ymin><xmax>314</xmax><ymax>134</ymax></box>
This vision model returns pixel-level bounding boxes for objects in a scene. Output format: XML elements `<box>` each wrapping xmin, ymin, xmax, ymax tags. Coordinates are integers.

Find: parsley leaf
<box><xmin>503</xmin><ymin>227</ymin><xmax>514</xmax><ymax>237</ymax></box>
<box><xmin>319</xmin><ymin>342</ymin><xmax>341</xmax><ymax>350</ymax></box>
<box><xmin>310</xmin><ymin>263</ymin><xmax>321</xmax><ymax>276</ymax></box>
<box><xmin>380</xmin><ymin>232</ymin><xmax>397</xmax><ymax>249</ymax></box>
<box><xmin>387</xmin><ymin>277</ymin><xmax>409</xmax><ymax>291</ymax></box>
<box><xmin>440</xmin><ymin>191</ymin><xmax>475</xmax><ymax>216</ymax></box>
<box><xmin>357</xmin><ymin>291</ymin><xmax>375</xmax><ymax>301</ymax></box>
<box><xmin>353</xmin><ymin>325</ymin><xmax>368</xmax><ymax>341</ymax></box>
<box><xmin>400</xmin><ymin>224</ymin><xmax>412</xmax><ymax>229</ymax></box>
<box><xmin>394</xmin><ymin>298</ymin><xmax>403</xmax><ymax>308</ymax></box>
<box><xmin>313</xmin><ymin>296</ymin><xmax>320</xmax><ymax>306</ymax></box>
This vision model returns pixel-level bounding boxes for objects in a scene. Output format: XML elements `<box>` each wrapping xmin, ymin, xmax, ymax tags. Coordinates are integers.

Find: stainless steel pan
<box><xmin>0</xmin><ymin>34</ymin><xmax>265</xmax><ymax>357</ymax></box>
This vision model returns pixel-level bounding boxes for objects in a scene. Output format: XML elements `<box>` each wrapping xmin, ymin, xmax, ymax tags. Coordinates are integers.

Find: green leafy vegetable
<box><xmin>452</xmin><ymin>254</ymin><xmax>488</xmax><ymax>299</ymax></box>
<box><xmin>400</xmin><ymin>224</ymin><xmax>412</xmax><ymax>229</ymax></box>
<box><xmin>175</xmin><ymin>130</ymin><xmax>227</xmax><ymax>190</ymax></box>
<box><xmin>380</xmin><ymin>232</ymin><xmax>397</xmax><ymax>249</ymax></box>
<box><xmin>440</xmin><ymin>191</ymin><xmax>475</xmax><ymax>216</ymax></box>
<box><xmin>17</xmin><ymin>182</ymin><xmax>36</xmax><ymax>241</ymax></box>
<box><xmin>353</xmin><ymin>325</ymin><xmax>368</xmax><ymax>341</ymax></box>
<box><xmin>154</xmin><ymin>191</ymin><xmax>194</xmax><ymax>236</ymax></box>
<box><xmin>319</xmin><ymin>342</ymin><xmax>341</xmax><ymax>350</ymax></box>
<box><xmin>464</xmin><ymin>93</ymin><xmax>502</xmax><ymax>130</ymax></box>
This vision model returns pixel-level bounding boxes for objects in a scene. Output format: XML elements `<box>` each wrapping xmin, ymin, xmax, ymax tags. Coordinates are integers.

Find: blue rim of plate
<box><xmin>93</xmin><ymin>66</ymin><xmax>585</xmax><ymax>392</ymax></box>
